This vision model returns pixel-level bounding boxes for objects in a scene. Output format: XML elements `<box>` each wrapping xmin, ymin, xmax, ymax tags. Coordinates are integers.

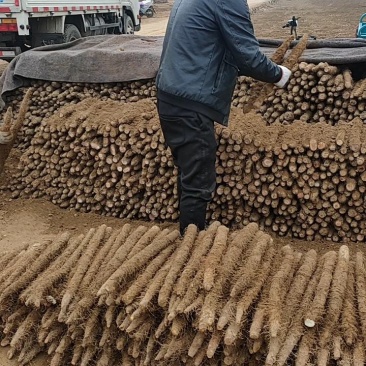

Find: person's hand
<box><xmin>0</xmin><ymin>130</ymin><xmax>13</xmax><ymax>144</ymax></box>
<box><xmin>274</xmin><ymin>65</ymin><xmax>291</xmax><ymax>88</ymax></box>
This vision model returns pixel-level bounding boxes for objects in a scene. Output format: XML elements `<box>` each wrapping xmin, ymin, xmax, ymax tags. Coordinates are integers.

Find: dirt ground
<box><xmin>139</xmin><ymin>0</ymin><xmax>366</xmax><ymax>38</ymax></box>
<box><xmin>1</xmin><ymin>0</ymin><xmax>366</xmax><ymax>364</ymax></box>
<box><xmin>138</xmin><ymin>0</ymin><xmax>274</xmax><ymax>36</ymax></box>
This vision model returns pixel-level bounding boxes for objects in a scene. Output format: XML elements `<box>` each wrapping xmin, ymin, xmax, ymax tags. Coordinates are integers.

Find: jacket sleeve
<box><xmin>215</xmin><ymin>0</ymin><xmax>281</xmax><ymax>83</ymax></box>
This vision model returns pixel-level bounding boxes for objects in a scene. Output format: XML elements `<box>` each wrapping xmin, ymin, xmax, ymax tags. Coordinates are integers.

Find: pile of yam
<box><xmin>7</xmin><ymin>94</ymin><xmax>366</xmax><ymax>242</ymax></box>
<box><xmin>3</xmin><ymin>37</ymin><xmax>366</xmax><ymax>242</ymax></box>
<box><xmin>5</xmin><ymin>79</ymin><xmax>157</xmax><ymax>150</ymax></box>
<box><xmin>233</xmin><ymin>60</ymin><xmax>365</xmax><ymax>126</ymax></box>
<box><xmin>5</xmin><ymin>49</ymin><xmax>366</xmax><ymax>151</ymax></box>
<box><xmin>0</xmin><ymin>222</ymin><xmax>365</xmax><ymax>366</ymax></box>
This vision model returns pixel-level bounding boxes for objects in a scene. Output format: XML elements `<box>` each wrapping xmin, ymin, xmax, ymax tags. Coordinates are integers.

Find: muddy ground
<box><xmin>1</xmin><ymin>0</ymin><xmax>366</xmax><ymax>364</ymax></box>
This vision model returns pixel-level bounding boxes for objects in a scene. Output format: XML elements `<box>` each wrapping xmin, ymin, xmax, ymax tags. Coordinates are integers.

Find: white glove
<box><xmin>0</xmin><ymin>130</ymin><xmax>13</xmax><ymax>144</ymax></box>
<box><xmin>274</xmin><ymin>65</ymin><xmax>291</xmax><ymax>88</ymax></box>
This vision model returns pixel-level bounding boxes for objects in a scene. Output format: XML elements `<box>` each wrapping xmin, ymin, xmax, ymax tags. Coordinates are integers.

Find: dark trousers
<box><xmin>157</xmin><ymin>100</ymin><xmax>217</xmax><ymax>234</ymax></box>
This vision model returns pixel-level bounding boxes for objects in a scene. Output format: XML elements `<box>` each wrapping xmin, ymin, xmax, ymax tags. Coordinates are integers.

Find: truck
<box><xmin>0</xmin><ymin>0</ymin><xmax>141</xmax><ymax>58</ymax></box>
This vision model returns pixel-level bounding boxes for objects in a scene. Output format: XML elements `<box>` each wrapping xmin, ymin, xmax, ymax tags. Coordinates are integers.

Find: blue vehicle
<box><xmin>356</xmin><ymin>13</ymin><xmax>366</xmax><ymax>38</ymax></box>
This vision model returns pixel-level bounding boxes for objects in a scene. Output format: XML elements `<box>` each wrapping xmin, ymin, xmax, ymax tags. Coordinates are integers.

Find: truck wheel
<box><xmin>63</xmin><ymin>24</ymin><xmax>82</xmax><ymax>43</ymax></box>
<box><xmin>124</xmin><ymin>15</ymin><xmax>134</xmax><ymax>34</ymax></box>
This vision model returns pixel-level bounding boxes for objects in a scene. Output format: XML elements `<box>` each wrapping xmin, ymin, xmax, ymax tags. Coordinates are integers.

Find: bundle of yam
<box><xmin>232</xmin><ymin>36</ymin><xmax>366</xmax><ymax>126</ymax></box>
<box><xmin>233</xmin><ymin>62</ymin><xmax>365</xmax><ymax>126</ymax></box>
<box><xmin>7</xmin><ymin>94</ymin><xmax>366</xmax><ymax>242</ymax></box>
<box><xmin>0</xmin><ymin>222</ymin><xmax>365</xmax><ymax>366</ymax></box>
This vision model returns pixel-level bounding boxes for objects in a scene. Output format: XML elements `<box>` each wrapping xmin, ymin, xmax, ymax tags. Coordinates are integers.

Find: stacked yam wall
<box><xmin>8</xmin><ymin>96</ymin><xmax>366</xmax><ymax>243</ymax></box>
<box><xmin>0</xmin><ymin>222</ymin><xmax>364</xmax><ymax>366</ymax></box>
<box><xmin>6</xmin><ymin>61</ymin><xmax>366</xmax><ymax>151</ymax></box>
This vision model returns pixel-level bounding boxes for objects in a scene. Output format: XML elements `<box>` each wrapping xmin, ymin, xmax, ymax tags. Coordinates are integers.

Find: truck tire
<box><xmin>124</xmin><ymin>15</ymin><xmax>134</xmax><ymax>34</ymax></box>
<box><xmin>63</xmin><ymin>24</ymin><xmax>82</xmax><ymax>43</ymax></box>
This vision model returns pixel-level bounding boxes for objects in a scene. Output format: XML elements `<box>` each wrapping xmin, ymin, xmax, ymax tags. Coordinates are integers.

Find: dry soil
<box><xmin>138</xmin><ymin>0</ymin><xmax>272</xmax><ymax>36</ymax></box>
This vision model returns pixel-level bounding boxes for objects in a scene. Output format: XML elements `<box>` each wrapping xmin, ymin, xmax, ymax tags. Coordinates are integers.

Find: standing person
<box><xmin>283</xmin><ymin>16</ymin><xmax>300</xmax><ymax>39</ymax></box>
<box><xmin>156</xmin><ymin>0</ymin><xmax>291</xmax><ymax>235</ymax></box>
<box><xmin>290</xmin><ymin>16</ymin><xmax>300</xmax><ymax>38</ymax></box>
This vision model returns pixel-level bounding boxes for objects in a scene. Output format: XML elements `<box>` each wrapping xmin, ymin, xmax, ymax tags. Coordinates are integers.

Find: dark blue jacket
<box><xmin>156</xmin><ymin>0</ymin><xmax>282</xmax><ymax>125</ymax></box>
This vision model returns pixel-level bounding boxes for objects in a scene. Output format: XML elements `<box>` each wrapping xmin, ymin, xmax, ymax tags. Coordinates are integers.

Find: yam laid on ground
<box><xmin>0</xmin><ymin>222</ymin><xmax>362</xmax><ymax>366</ymax></box>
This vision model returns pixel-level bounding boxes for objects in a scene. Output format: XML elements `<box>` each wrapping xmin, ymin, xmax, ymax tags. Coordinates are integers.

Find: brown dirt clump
<box><xmin>46</xmin><ymin>97</ymin><xmax>159</xmax><ymax>131</ymax></box>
